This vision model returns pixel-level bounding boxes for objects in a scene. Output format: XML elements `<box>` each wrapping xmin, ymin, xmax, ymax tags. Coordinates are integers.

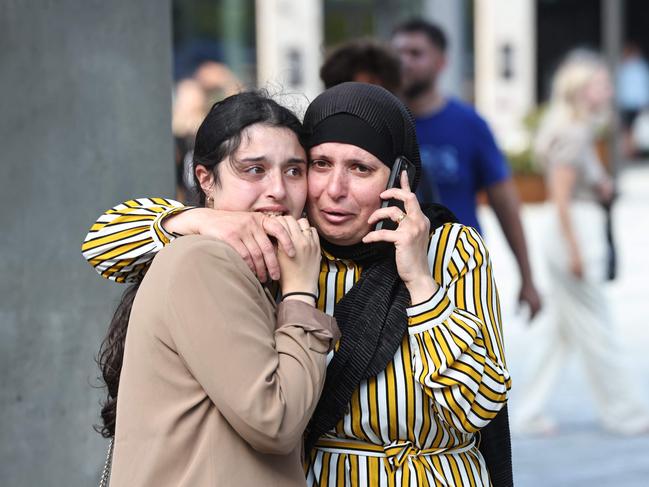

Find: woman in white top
<box><xmin>514</xmin><ymin>50</ymin><xmax>649</xmax><ymax>435</ymax></box>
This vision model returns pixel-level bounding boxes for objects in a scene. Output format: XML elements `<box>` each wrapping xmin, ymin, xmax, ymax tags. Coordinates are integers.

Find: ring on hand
<box><xmin>396</xmin><ymin>212</ymin><xmax>406</xmax><ymax>224</ymax></box>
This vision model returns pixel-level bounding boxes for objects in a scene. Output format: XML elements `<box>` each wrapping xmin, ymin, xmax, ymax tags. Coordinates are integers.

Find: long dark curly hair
<box><xmin>96</xmin><ymin>91</ymin><xmax>304</xmax><ymax>438</ymax></box>
<box><xmin>96</xmin><ymin>284</ymin><xmax>139</xmax><ymax>438</ymax></box>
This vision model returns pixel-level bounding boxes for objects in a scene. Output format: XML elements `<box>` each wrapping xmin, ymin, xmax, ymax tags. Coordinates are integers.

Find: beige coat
<box><xmin>110</xmin><ymin>236</ymin><xmax>339</xmax><ymax>486</ymax></box>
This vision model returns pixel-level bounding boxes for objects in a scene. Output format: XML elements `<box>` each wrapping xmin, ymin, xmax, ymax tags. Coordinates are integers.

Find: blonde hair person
<box><xmin>514</xmin><ymin>51</ymin><xmax>649</xmax><ymax>436</ymax></box>
<box><xmin>535</xmin><ymin>50</ymin><xmax>612</xmax><ymax>163</ymax></box>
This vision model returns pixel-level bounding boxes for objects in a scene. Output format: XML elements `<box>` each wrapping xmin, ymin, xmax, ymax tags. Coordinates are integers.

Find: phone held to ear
<box><xmin>374</xmin><ymin>156</ymin><xmax>417</xmax><ymax>231</ymax></box>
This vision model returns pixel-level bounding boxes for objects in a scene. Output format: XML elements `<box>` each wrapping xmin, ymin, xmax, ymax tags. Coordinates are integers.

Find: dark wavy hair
<box><xmin>96</xmin><ymin>91</ymin><xmax>304</xmax><ymax>438</ymax></box>
<box><xmin>192</xmin><ymin>91</ymin><xmax>305</xmax><ymax>206</ymax></box>
<box><xmin>320</xmin><ymin>39</ymin><xmax>401</xmax><ymax>94</ymax></box>
<box><xmin>392</xmin><ymin>18</ymin><xmax>448</xmax><ymax>52</ymax></box>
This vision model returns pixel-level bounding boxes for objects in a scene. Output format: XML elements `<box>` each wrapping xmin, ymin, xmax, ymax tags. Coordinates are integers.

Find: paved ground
<box><xmin>478</xmin><ymin>162</ymin><xmax>649</xmax><ymax>486</ymax></box>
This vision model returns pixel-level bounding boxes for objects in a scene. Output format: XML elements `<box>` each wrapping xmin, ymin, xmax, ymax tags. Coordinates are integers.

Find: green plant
<box><xmin>505</xmin><ymin>147</ymin><xmax>541</xmax><ymax>175</ymax></box>
<box><xmin>504</xmin><ymin>105</ymin><xmax>547</xmax><ymax>175</ymax></box>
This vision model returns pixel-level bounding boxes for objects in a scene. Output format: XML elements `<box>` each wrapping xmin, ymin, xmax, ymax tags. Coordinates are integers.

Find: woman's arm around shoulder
<box><xmin>81</xmin><ymin>197</ymin><xmax>190</xmax><ymax>282</ymax></box>
<box><xmin>81</xmin><ymin>198</ymin><xmax>298</xmax><ymax>283</ymax></box>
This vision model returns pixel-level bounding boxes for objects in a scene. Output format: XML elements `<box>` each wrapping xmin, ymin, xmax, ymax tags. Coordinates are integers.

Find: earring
<box><xmin>206</xmin><ymin>195</ymin><xmax>214</xmax><ymax>208</ymax></box>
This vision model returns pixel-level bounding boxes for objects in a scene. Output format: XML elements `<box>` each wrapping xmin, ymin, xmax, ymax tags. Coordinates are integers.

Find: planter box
<box><xmin>512</xmin><ymin>173</ymin><xmax>547</xmax><ymax>202</ymax></box>
<box><xmin>477</xmin><ymin>173</ymin><xmax>547</xmax><ymax>205</ymax></box>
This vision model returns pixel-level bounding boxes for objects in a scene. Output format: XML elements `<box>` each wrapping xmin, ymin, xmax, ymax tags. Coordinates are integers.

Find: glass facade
<box><xmin>172</xmin><ymin>0</ymin><xmax>256</xmax><ymax>85</ymax></box>
<box><xmin>172</xmin><ymin>0</ymin><xmax>428</xmax><ymax>86</ymax></box>
<box><xmin>324</xmin><ymin>0</ymin><xmax>424</xmax><ymax>46</ymax></box>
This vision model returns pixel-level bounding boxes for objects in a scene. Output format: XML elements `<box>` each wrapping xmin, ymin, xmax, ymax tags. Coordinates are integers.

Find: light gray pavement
<box><xmin>478</xmin><ymin>163</ymin><xmax>649</xmax><ymax>486</ymax></box>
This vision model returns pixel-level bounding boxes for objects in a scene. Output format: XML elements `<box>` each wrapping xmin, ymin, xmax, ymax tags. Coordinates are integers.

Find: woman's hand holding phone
<box><xmin>276</xmin><ymin>216</ymin><xmax>321</xmax><ymax>305</ymax></box>
<box><xmin>363</xmin><ymin>171</ymin><xmax>439</xmax><ymax>303</ymax></box>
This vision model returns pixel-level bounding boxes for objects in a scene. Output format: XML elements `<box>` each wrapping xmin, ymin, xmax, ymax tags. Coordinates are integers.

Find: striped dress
<box><xmin>82</xmin><ymin>198</ymin><xmax>187</xmax><ymax>282</ymax></box>
<box><xmin>82</xmin><ymin>199</ymin><xmax>511</xmax><ymax>486</ymax></box>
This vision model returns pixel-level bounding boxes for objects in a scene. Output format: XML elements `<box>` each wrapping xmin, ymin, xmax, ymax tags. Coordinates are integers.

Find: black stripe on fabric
<box><xmin>104</xmin><ymin>210</ymin><xmax>156</xmax><ymax>218</ymax></box>
<box><xmin>358</xmin><ymin>385</ymin><xmax>375</xmax><ymax>443</ymax></box>
<box><xmin>408</xmin><ymin>297</ymin><xmax>451</xmax><ymax>321</ymax></box>
<box><xmin>93</xmin><ymin>238</ymin><xmax>153</xmax><ymax>263</ymax></box>
<box><xmin>466</xmin><ymin>404</ymin><xmax>493</xmax><ymax>424</ymax></box>
<box><xmin>444</xmin><ymin>377</ymin><xmax>475</xmax><ymax>414</ymax></box>
<box><xmin>82</xmin><ymin>226</ymin><xmax>149</xmax><ymax>245</ymax></box>
<box><xmin>477</xmin><ymin>375</ymin><xmax>507</xmax><ymax>398</ymax></box>
<box><xmin>432</xmin><ymin>227</ymin><xmax>449</xmax><ymax>281</ymax></box>
<box><xmin>443</xmin><ymin>364</ymin><xmax>480</xmax><ymax>391</ymax></box>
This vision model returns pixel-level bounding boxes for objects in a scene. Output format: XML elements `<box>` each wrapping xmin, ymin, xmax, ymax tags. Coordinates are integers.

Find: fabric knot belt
<box><xmin>314</xmin><ymin>437</ymin><xmax>475</xmax><ymax>471</ymax></box>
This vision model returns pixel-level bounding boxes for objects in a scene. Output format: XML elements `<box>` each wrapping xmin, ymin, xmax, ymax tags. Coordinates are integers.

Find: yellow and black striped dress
<box><xmin>82</xmin><ymin>198</ymin><xmax>188</xmax><ymax>282</ymax></box>
<box><xmin>82</xmin><ymin>199</ymin><xmax>511</xmax><ymax>487</ymax></box>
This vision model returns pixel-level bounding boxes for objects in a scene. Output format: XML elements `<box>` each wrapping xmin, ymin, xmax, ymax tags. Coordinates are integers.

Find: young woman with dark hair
<box><xmin>89</xmin><ymin>91</ymin><xmax>339</xmax><ymax>486</ymax></box>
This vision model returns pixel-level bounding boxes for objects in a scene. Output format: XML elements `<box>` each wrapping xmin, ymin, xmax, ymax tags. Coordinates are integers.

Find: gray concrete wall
<box><xmin>0</xmin><ymin>1</ymin><xmax>173</xmax><ymax>485</ymax></box>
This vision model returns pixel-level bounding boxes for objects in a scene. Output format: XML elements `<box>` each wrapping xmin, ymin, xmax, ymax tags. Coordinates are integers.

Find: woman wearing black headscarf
<box><xmin>83</xmin><ymin>83</ymin><xmax>511</xmax><ymax>486</ymax></box>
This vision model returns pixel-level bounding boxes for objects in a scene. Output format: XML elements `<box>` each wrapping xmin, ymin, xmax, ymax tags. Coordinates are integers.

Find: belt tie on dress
<box><xmin>314</xmin><ymin>437</ymin><xmax>475</xmax><ymax>471</ymax></box>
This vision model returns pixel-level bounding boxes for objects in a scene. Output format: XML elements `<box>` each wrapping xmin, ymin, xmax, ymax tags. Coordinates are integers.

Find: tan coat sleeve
<box><xmin>164</xmin><ymin>237</ymin><xmax>339</xmax><ymax>454</ymax></box>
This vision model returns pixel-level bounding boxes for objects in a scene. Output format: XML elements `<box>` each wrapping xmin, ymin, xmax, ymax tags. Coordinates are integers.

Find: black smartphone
<box><xmin>374</xmin><ymin>156</ymin><xmax>417</xmax><ymax>231</ymax></box>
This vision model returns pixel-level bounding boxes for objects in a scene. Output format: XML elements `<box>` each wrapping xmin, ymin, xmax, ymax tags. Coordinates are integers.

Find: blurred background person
<box><xmin>172</xmin><ymin>78</ymin><xmax>209</xmax><ymax>202</ymax></box>
<box><xmin>172</xmin><ymin>62</ymin><xmax>243</xmax><ymax>203</ymax></box>
<box><xmin>616</xmin><ymin>41</ymin><xmax>649</xmax><ymax>158</ymax></box>
<box><xmin>194</xmin><ymin>60</ymin><xmax>243</xmax><ymax>105</ymax></box>
<box><xmin>391</xmin><ymin>18</ymin><xmax>542</xmax><ymax>319</ymax></box>
<box><xmin>319</xmin><ymin>38</ymin><xmax>401</xmax><ymax>93</ymax></box>
<box><xmin>514</xmin><ymin>50</ymin><xmax>649</xmax><ymax>436</ymax></box>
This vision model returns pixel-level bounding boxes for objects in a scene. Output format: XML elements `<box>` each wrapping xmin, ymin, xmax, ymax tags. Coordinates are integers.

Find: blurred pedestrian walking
<box><xmin>173</xmin><ymin>62</ymin><xmax>244</xmax><ymax>204</ymax></box>
<box><xmin>515</xmin><ymin>50</ymin><xmax>649</xmax><ymax>436</ymax></box>
<box><xmin>392</xmin><ymin>19</ymin><xmax>542</xmax><ymax>320</ymax></box>
<box><xmin>616</xmin><ymin>42</ymin><xmax>649</xmax><ymax>157</ymax></box>
<box><xmin>172</xmin><ymin>78</ymin><xmax>208</xmax><ymax>202</ymax></box>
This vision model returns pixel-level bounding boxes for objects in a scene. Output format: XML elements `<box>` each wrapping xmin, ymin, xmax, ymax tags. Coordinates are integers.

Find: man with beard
<box><xmin>392</xmin><ymin>19</ymin><xmax>541</xmax><ymax>320</ymax></box>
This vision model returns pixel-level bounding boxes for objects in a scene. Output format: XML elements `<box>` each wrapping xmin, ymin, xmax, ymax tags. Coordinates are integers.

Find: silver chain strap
<box><xmin>98</xmin><ymin>437</ymin><xmax>114</xmax><ymax>487</ymax></box>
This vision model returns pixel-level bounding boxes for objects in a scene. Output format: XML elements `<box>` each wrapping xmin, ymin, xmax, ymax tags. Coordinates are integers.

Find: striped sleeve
<box><xmin>406</xmin><ymin>223</ymin><xmax>511</xmax><ymax>434</ymax></box>
<box><xmin>81</xmin><ymin>197</ymin><xmax>191</xmax><ymax>283</ymax></box>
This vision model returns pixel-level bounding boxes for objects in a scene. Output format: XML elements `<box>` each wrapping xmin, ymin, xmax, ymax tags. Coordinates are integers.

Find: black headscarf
<box><xmin>302</xmin><ymin>83</ymin><xmax>457</xmax><ymax>452</ymax></box>
<box><xmin>304</xmin><ymin>82</ymin><xmax>422</xmax><ymax>184</ymax></box>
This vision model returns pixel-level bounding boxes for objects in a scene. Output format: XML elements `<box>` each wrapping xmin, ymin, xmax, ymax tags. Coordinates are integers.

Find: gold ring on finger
<box><xmin>396</xmin><ymin>212</ymin><xmax>406</xmax><ymax>224</ymax></box>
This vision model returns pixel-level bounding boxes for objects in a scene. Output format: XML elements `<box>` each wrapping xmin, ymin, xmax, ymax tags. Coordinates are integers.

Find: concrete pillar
<box><xmin>422</xmin><ymin>0</ymin><xmax>468</xmax><ymax>99</ymax></box>
<box><xmin>0</xmin><ymin>1</ymin><xmax>173</xmax><ymax>485</ymax></box>
<box><xmin>255</xmin><ymin>0</ymin><xmax>324</xmax><ymax>115</ymax></box>
<box><xmin>602</xmin><ymin>0</ymin><xmax>625</xmax><ymax>175</ymax></box>
<box><xmin>474</xmin><ymin>0</ymin><xmax>536</xmax><ymax>153</ymax></box>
